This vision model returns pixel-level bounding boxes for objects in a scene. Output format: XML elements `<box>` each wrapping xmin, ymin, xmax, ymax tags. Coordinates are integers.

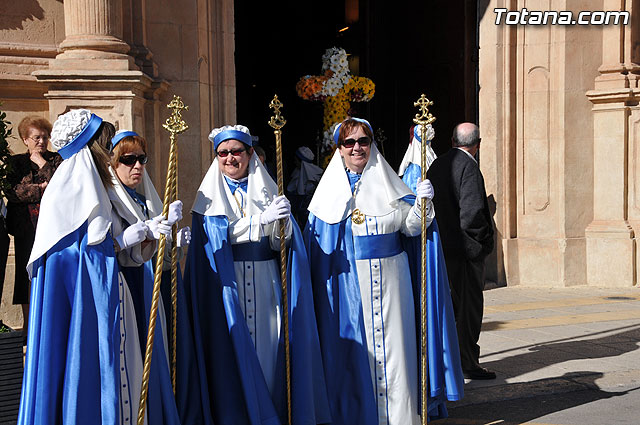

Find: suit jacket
<box><xmin>427</xmin><ymin>148</ymin><xmax>494</xmax><ymax>262</ymax></box>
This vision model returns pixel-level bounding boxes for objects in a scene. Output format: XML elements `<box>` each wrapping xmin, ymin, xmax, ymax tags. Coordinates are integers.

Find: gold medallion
<box><xmin>352</xmin><ymin>208</ymin><xmax>365</xmax><ymax>224</ymax></box>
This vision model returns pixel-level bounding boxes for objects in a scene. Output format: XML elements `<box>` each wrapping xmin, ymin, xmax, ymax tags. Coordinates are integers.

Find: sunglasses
<box><xmin>341</xmin><ymin>136</ymin><xmax>371</xmax><ymax>148</ymax></box>
<box><xmin>118</xmin><ymin>154</ymin><xmax>148</xmax><ymax>166</ymax></box>
<box><xmin>217</xmin><ymin>148</ymin><xmax>246</xmax><ymax>158</ymax></box>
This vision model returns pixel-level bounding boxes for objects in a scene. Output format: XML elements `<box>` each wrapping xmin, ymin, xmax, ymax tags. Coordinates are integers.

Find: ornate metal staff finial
<box><xmin>268</xmin><ymin>95</ymin><xmax>287</xmax><ymax>130</ymax></box>
<box><xmin>413</xmin><ymin>94</ymin><xmax>436</xmax><ymax>126</ymax></box>
<box><xmin>163</xmin><ymin>95</ymin><xmax>189</xmax><ymax>136</ymax></box>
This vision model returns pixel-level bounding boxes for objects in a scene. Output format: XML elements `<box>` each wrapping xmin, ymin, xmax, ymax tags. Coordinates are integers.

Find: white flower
<box><xmin>51</xmin><ymin>109</ymin><xmax>92</xmax><ymax>151</ymax></box>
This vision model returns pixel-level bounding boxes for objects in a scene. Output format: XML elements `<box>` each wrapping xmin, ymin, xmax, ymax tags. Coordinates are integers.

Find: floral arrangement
<box><xmin>296</xmin><ymin>47</ymin><xmax>375</xmax><ymax>164</ymax></box>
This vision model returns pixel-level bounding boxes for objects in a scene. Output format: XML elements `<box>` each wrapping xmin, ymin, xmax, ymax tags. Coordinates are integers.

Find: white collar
<box><xmin>455</xmin><ymin>147</ymin><xmax>477</xmax><ymax>163</ymax></box>
<box><xmin>108</xmin><ymin>167</ymin><xmax>163</xmax><ymax>223</ymax></box>
<box><xmin>308</xmin><ymin>143</ymin><xmax>412</xmax><ymax>224</ymax></box>
<box><xmin>28</xmin><ymin>146</ymin><xmax>112</xmax><ymax>277</ymax></box>
<box><xmin>192</xmin><ymin>151</ymin><xmax>278</xmax><ymax>216</ymax></box>
<box><xmin>398</xmin><ymin>136</ymin><xmax>438</xmax><ymax>176</ymax></box>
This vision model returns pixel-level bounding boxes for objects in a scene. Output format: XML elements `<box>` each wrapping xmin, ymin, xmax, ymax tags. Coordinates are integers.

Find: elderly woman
<box><xmin>181</xmin><ymin>125</ymin><xmax>329</xmax><ymax>424</ymax></box>
<box><xmin>304</xmin><ymin>118</ymin><xmax>464</xmax><ymax>424</ymax></box>
<box><xmin>19</xmin><ymin>110</ymin><xmax>128</xmax><ymax>423</ymax></box>
<box><xmin>5</xmin><ymin>116</ymin><xmax>62</xmax><ymax>343</ymax></box>
<box><xmin>107</xmin><ymin>130</ymin><xmax>187</xmax><ymax>424</ymax></box>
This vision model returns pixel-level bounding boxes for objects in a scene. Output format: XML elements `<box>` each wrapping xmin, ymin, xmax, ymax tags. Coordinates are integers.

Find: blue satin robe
<box><xmin>304</xmin><ymin>212</ymin><xmax>464</xmax><ymax>424</ymax></box>
<box><xmin>18</xmin><ymin>222</ymin><xmax>120</xmax><ymax>424</ymax></box>
<box><xmin>178</xmin><ymin>213</ymin><xmax>330</xmax><ymax>425</ymax></box>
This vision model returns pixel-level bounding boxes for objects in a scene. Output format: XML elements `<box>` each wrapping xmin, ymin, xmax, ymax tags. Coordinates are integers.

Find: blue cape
<box><xmin>19</xmin><ymin>222</ymin><xmax>120</xmax><ymax>424</ymax></box>
<box><xmin>303</xmin><ymin>212</ymin><xmax>464</xmax><ymax>424</ymax></box>
<box><xmin>401</xmin><ymin>162</ymin><xmax>421</xmax><ymax>194</ymax></box>
<box><xmin>179</xmin><ymin>212</ymin><xmax>330</xmax><ymax>425</ymax></box>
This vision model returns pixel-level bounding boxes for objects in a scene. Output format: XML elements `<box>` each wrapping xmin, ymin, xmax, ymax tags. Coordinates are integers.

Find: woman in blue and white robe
<box><xmin>304</xmin><ymin>118</ymin><xmax>464</xmax><ymax>425</ymax></box>
<box><xmin>107</xmin><ymin>130</ymin><xmax>187</xmax><ymax>425</ymax></box>
<box><xmin>20</xmin><ymin>110</ymin><xmax>123</xmax><ymax>424</ymax></box>
<box><xmin>180</xmin><ymin>125</ymin><xmax>329</xmax><ymax>425</ymax></box>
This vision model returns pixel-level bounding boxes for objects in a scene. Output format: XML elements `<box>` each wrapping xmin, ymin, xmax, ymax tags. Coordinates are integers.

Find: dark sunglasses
<box><xmin>341</xmin><ymin>136</ymin><xmax>371</xmax><ymax>148</ymax></box>
<box><xmin>217</xmin><ymin>148</ymin><xmax>246</xmax><ymax>158</ymax></box>
<box><xmin>118</xmin><ymin>154</ymin><xmax>148</xmax><ymax>166</ymax></box>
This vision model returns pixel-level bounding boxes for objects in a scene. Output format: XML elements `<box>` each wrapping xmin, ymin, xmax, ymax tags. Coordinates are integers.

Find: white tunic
<box><xmin>226</xmin><ymin>183</ymin><xmax>290</xmax><ymax>395</ymax></box>
<box><xmin>354</xmin><ymin>199</ymin><xmax>430</xmax><ymax>425</ymax></box>
<box><xmin>111</xmin><ymin>210</ymin><xmax>147</xmax><ymax>425</ymax></box>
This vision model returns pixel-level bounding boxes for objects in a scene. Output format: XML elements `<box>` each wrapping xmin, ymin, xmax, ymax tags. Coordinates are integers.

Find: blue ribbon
<box><xmin>58</xmin><ymin>114</ymin><xmax>103</xmax><ymax>160</ymax></box>
<box><xmin>213</xmin><ymin>129</ymin><xmax>252</xmax><ymax>149</ymax></box>
<box><xmin>333</xmin><ymin>118</ymin><xmax>375</xmax><ymax>144</ymax></box>
<box><xmin>353</xmin><ymin>231</ymin><xmax>402</xmax><ymax>260</ymax></box>
<box><xmin>111</xmin><ymin>131</ymin><xmax>139</xmax><ymax>149</ymax></box>
<box><xmin>223</xmin><ymin>176</ymin><xmax>248</xmax><ymax>194</ymax></box>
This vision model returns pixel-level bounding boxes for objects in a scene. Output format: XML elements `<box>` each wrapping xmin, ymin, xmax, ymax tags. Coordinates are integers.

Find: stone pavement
<box><xmin>437</xmin><ymin>285</ymin><xmax>640</xmax><ymax>419</ymax></box>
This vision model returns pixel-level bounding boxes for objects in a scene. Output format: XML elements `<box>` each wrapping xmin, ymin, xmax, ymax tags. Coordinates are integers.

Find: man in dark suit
<box><xmin>427</xmin><ymin>122</ymin><xmax>495</xmax><ymax>380</ymax></box>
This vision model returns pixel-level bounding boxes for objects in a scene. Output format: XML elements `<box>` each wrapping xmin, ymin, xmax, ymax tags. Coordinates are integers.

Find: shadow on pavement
<box><xmin>434</xmin><ymin>372</ymin><xmax>633</xmax><ymax>424</ymax></box>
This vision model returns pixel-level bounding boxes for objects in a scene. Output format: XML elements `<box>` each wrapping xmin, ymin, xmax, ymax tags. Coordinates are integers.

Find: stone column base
<box><xmin>32</xmin><ymin>69</ymin><xmax>168</xmax><ymax>131</ymax></box>
<box><xmin>503</xmin><ymin>237</ymin><xmax>588</xmax><ymax>287</ymax></box>
<box><xmin>585</xmin><ymin>221</ymin><xmax>636</xmax><ymax>287</ymax></box>
<box><xmin>32</xmin><ymin>68</ymin><xmax>169</xmax><ymax>181</ymax></box>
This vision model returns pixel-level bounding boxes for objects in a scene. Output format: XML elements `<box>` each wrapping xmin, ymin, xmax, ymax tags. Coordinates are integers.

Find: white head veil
<box><xmin>28</xmin><ymin>109</ymin><xmax>112</xmax><ymax>277</ymax></box>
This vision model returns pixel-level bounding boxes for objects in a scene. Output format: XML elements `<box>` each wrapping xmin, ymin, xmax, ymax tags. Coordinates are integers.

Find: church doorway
<box><xmin>234</xmin><ymin>0</ymin><xmax>481</xmax><ymax>174</ymax></box>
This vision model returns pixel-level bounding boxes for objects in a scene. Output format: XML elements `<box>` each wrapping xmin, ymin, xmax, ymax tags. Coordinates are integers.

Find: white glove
<box><xmin>167</xmin><ymin>200</ymin><xmax>183</xmax><ymax>225</ymax></box>
<box><xmin>260</xmin><ymin>195</ymin><xmax>291</xmax><ymax>225</ymax></box>
<box><xmin>416</xmin><ymin>179</ymin><xmax>434</xmax><ymax>202</ymax></box>
<box><xmin>177</xmin><ymin>226</ymin><xmax>191</xmax><ymax>247</ymax></box>
<box><xmin>116</xmin><ymin>221</ymin><xmax>148</xmax><ymax>250</ymax></box>
<box><xmin>146</xmin><ymin>215</ymin><xmax>173</xmax><ymax>240</ymax></box>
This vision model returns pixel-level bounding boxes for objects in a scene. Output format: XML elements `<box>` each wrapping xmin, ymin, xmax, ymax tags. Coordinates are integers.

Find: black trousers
<box><xmin>445</xmin><ymin>255</ymin><xmax>485</xmax><ymax>371</ymax></box>
<box><xmin>12</xmin><ymin>226</ymin><xmax>35</xmax><ymax>304</ymax></box>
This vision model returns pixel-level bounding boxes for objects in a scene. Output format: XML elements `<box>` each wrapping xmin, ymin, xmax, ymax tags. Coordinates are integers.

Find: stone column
<box><xmin>585</xmin><ymin>0</ymin><xmax>639</xmax><ymax>286</ymax></box>
<box><xmin>33</xmin><ymin>0</ymin><xmax>167</xmax><ymax>143</ymax></box>
<box><xmin>51</xmin><ymin>0</ymin><xmax>133</xmax><ymax>70</ymax></box>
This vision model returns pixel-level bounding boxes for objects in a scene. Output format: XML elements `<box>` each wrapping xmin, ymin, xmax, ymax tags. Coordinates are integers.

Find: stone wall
<box><xmin>480</xmin><ymin>0</ymin><xmax>638</xmax><ymax>287</ymax></box>
<box><xmin>0</xmin><ymin>0</ymin><xmax>236</xmax><ymax>327</ymax></box>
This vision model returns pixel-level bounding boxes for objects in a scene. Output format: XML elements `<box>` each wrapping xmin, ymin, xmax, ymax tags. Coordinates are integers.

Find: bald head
<box><xmin>452</xmin><ymin>123</ymin><xmax>480</xmax><ymax>148</ymax></box>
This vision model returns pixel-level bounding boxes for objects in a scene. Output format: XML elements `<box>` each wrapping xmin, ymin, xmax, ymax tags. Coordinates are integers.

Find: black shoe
<box><xmin>463</xmin><ymin>367</ymin><xmax>496</xmax><ymax>380</ymax></box>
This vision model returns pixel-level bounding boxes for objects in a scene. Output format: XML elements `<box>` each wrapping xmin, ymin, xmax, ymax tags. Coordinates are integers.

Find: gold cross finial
<box><xmin>163</xmin><ymin>95</ymin><xmax>189</xmax><ymax>136</ymax></box>
<box><xmin>413</xmin><ymin>94</ymin><xmax>436</xmax><ymax>126</ymax></box>
<box><xmin>268</xmin><ymin>95</ymin><xmax>287</xmax><ymax>130</ymax></box>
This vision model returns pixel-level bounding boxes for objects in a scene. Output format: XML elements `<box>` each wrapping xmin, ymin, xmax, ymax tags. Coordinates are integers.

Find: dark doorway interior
<box><xmin>234</xmin><ymin>0</ymin><xmax>477</xmax><ymax>175</ymax></box>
